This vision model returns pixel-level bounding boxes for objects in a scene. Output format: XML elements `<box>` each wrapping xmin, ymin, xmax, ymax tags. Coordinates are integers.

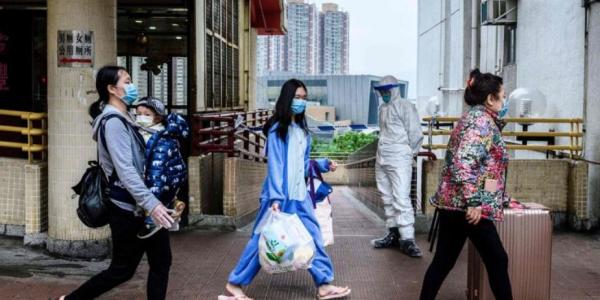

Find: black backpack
<box><xmin>72</xmin><ymin>114</ymin><xmax>128</xmax><ymax>228</ymax></box>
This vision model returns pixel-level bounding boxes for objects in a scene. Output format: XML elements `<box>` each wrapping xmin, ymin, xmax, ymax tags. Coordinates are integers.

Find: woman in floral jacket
<box><xmin>420</xmin><ymin>69</ymin><xmax>513</xmax><ymax>300</ymax></box>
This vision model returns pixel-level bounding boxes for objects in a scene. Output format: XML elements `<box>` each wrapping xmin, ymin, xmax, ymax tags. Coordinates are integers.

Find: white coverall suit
<box><xmin>375</xmin><ymin>76</ymin><xmax>424</xmax><ymax>241</ymax></box>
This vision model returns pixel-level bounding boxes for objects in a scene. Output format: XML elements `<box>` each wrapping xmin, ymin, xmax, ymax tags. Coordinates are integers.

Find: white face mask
<box><xmin>136</xmin><ymin>115</ymin><xmax>154</xmax><ymax>128</ymax></box>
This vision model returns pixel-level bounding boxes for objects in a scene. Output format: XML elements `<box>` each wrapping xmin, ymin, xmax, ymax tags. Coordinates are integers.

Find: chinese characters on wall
<box><xmin>57</xmin><ymin>30</ymin><xmax>93</xmax><ymax>67</ymax></box>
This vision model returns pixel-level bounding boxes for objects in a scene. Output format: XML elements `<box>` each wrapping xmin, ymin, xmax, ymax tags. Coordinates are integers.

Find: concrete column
<box><xmin>193</xmin><ymin>0</ymin><xmax>206</xmax><ymax>112</ymax></box>
<box><xmin>585</xmin><ymin>1</ymin><xmax>600</xmax><ymax>230</ymax></box>
<box><xmin>240</xmin><ymin>0</ymin><xmax>257</xmax><ymax>111</ymax></box>
<box><xmin>46</xmin><ymin>0</ymin><xmax>117</xmax><ymax>258</ymax></box>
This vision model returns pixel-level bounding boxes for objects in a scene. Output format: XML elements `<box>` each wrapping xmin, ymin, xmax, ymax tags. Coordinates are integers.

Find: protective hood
<box><xmin>374</xmin><ymin>75</ymin><xmax>402</xmax><ymax>103</ymax></box>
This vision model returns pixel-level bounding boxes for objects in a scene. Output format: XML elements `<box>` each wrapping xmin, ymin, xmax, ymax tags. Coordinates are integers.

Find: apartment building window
<box><xmin>504</xmin><ymin>25</ymin><xmax>516</xmax><ymax>65</ymax></box>
<box><xmin>206</xmin><ymin>0</ymin><xmax>240</xmax><ymax>110</ymax></box>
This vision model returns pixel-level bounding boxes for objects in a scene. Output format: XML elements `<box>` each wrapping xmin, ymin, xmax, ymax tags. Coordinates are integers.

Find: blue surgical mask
<box><xmin>499</xmin><ymin>98</ymin><xmax>509</xmax><ymax>118</ymax></box>
<box><xmin>291</xmin><ymin>98</ymin><xmax>307</xmax><ymax>114</ymax></box>
<box><xmin>382</xmin><ymin>95</ymin><xmax>392</xmax><ymax>103</ymax></box>
<box><xmin>120</xmin><ymin>83</ymin><xmax>139</xmax><ymax>105</ymax></box>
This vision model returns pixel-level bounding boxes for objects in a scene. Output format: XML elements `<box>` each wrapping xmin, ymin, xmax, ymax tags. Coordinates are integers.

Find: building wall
<box><xmin>188</xmin><ymin>153</ymin><xmax>225</xmax><ymax>216</ymax></box>
<box><xmin>421</xmin><ymin>159</ymin><xmax>589</xmax><ymax>230</ymax></box>
<box><xmin>223</xmin><ymin>158</ymin><xmax>266</xmax><ymax>225</ymax></box>
<box><xmin>514</xmin><ymin>2</ymin><xmax>585</xmax><ymax>150</ymax></box>
<box><xmin>0</xmin><ymin>158</ymin><xmax>48</xmax><ymax>238</ymax></box>
<box><xmin>257</xmin><ymin>74</ymin><xmax>388</xmax><ymax>124</ymax></box>
<box><xmin>585</xmin><ymin>2</ymin><xmax>600</xmax><ymax>226</ymax></box>
<box><xmin>417</xmin><ymin>0</ymin><xmax>467</xmax><ymax>118</ymax></box>
<box><xmin>307</xmin><ymin>105</ymin><xmax>335</xmax><ymax>122</ymax></box>
<box><xmin>0</xmin><ymin>158</ymin><xmax>26</xmax><ymax>227</ymax></box>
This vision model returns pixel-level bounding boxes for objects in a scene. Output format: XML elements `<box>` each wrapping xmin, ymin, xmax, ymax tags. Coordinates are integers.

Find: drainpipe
<box><xmin>471</xmin><ymin>0</ymin><xmax>480</xmax><ymax>70</ymax></box>
<box><xmin>442</xmin><ymin>0</ymin><xmax>452</xmax><ymax>113</ymax></box>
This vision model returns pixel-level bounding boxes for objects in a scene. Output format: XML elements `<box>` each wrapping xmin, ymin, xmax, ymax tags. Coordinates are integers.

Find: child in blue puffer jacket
<box><xmin>134</xmin><ymin>97</ymin><xmax>189</xmax><ymax>239</ymax></box>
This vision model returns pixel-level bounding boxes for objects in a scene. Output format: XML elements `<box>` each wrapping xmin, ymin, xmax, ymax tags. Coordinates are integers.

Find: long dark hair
<box><xmin>262</xmin><ymin>79</ymin><xmax>309</xmax><ymax>140</ymax></box>
<box><xmin>464</xmin><ymin>69</ymin><xmax>503</xmax><ymax>106</ymax></box>
<box><xmin>89</xmin><ymin>65</ymin><xmax>127</xmax><ymax>119</ymax></box>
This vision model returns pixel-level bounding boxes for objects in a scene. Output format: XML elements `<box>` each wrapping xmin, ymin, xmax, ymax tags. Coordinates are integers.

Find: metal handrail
<box><xmin>192</xmin><ymin>110</ymin><xmax>273</xmax><ymax>161</ymax></box>
<box><xmin>422</xmin><ymin>116</ymin><xmax>585</xmax><ymax>123</ymax></box>
<box><xmin>423</xmin><ymin>115</ymin><xmax>584</xmax><ymax>158</ymax></box>
<box><xmin>0</xmin><ymin>109</ymin><xmax>48</xmax><ymax>162</ymax></box>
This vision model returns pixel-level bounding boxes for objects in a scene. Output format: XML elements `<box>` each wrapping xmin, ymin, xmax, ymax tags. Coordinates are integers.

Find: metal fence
<box><xmin>422</xmin><ymin>116</ymin><xmax>584</xmax><ymax>158</ymax></box>
<box><xmin>191</xmin><ymin>109</ymin><xmax>272</xmax><ymax>161</ymax></box>
<box><xmin>0</xmin><ymin>109</ymin><xmax>47</xmax><ymax>162</ymax></box>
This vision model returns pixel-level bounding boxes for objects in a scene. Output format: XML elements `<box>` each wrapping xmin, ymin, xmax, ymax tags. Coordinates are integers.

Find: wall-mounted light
<box><xmin>136</xmin><ymin>32</ymin><xmax>149</xmax><ymax>46</ymax></box>
<box><xmin>135</xmin><ymin>20</ymin><xmax>143</xmax><ymax>24</ymax></box>
<box><xmin>172</xmin><ymin>23</ymin><xmax>180</xmax><ymax>27</ymax></box>
<box><xmin>175</xmin><ymin>36</ymin><xmax>183</xmax><ymax>40</ymax></box>
<box><xmin>148</xmin><ymin>26</ymin><xmax>157</xmax><ymax>30</ymax></box>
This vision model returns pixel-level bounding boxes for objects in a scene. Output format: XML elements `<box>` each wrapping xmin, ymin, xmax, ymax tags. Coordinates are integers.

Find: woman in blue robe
<box><xmin>223</xmin><ymin>79</ymin><xmax>351</xmax><ymax>300</ymax></box>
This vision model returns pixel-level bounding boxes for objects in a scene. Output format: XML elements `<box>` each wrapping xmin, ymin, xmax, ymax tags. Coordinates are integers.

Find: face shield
<box><xmin>374</xmin><ymin>83</ymin><xmax>400</xmax><ymax>103</ymax></box>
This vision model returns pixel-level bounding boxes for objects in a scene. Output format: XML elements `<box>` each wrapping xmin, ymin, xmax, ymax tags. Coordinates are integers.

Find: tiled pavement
<box><xmin>0</xmin><ymin>187</ymin><xmax>599</xmax><ymax>299</ymax></box>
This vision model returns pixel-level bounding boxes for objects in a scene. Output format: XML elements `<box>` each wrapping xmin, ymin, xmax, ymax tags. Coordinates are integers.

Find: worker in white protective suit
<box><xmin>372</xmin><ymin>75</ymin><xmax>424</xmax><ymax>258</ymax></box>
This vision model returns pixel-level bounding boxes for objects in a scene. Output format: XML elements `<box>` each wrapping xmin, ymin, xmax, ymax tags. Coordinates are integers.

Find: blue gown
<box><xmin>228</xmin><ymin>122</ymin><xmax>334</xmax><ymax>287</ymax></box>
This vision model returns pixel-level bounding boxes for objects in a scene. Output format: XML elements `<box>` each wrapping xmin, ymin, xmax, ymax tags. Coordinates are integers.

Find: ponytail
<box><xmin>464</xmin><ymin>68</ymin><xmax>503</xmax><ymax>106</ymax></box>
<box><xmin>89</xmin><ymin>65</ymin><xmax>127</xmax><ymax>119</ymax></box>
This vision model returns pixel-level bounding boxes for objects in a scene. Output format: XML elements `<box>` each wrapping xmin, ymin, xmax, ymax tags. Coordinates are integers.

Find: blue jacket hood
<box><xmin>161</xmin><ymin>113</ymin><xmax>189</xmax><ymax>139</ymax></box>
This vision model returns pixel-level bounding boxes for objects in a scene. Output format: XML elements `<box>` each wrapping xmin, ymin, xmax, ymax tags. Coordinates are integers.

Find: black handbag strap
<box><xmin>308</xmin><ymin>160</ymin><xmax>328</xmax><ymax>208</ymax></box>
<box><xmin>97</xmin><ymin>114</ymin><xmax>136</xmax><ymax>180</ymax></box>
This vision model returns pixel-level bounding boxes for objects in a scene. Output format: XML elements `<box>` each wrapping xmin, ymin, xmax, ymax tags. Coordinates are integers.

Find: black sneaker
<box><xmin>371</xmin><ymin>228</ymin><xmax>400</xmax><ymax>249</ymax></box>
<box><xmin>399</xmin><ymin>239</ymin><xmax>423</xmax><ymax>258</ymax></box>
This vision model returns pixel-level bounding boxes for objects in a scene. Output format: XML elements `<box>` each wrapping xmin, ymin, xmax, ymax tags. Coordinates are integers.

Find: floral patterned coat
<box><xmin>430</xmin><ymin>105</ymin><xmax>509</xmax><ymax>221</ymax></box>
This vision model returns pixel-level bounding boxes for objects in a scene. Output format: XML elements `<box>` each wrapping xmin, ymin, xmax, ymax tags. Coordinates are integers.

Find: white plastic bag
<box><xmin>315</xmin><ymin>199</ymin><xmax>334</xmax><ymax>246</ymax></box>
<box><xmin>255</xmin><ymin>210</ymin><xmax>316</xmax><ymax>274</ymax></box>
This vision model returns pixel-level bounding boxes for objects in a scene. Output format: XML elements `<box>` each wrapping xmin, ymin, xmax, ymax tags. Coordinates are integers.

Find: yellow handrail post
<box><xmin>422</xmin><ymin>116</ymin><xmax>585</xmax><ymax>157</ymax></box>
<box><xmin>570</xmin><ymin>122</ymin><xmax>574</xmax><ymax>159</ymax></box>
<box><xmin>0</xmin><ymin>109</ymin><xmax>48</xmax><ymax>162</ymax></box>
<box><xmin>27</xmin><ymin>117</ymin><xmax>33</xmax><ymax>163</ymax></box>
<box><xmin>42</xmin><ymin>118</ymin><xmax>47</xmax><ymax>161</ymax></box>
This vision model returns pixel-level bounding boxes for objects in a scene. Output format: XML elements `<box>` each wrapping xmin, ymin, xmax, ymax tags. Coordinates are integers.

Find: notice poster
<box><xmin>57</xmin><ymin>30</ymin><xmax>94</xmax><ymax>68</ymax></box>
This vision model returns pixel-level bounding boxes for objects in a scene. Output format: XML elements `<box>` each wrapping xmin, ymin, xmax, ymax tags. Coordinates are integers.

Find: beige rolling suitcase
<box><xmin>467</xmin><ymin>204</ymin><xmax>553</xmax><ymax>300</ymax></box>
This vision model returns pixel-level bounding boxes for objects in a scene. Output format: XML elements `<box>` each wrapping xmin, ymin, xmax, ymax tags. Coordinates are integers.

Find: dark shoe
<box><xmin>371</xmin><ymin>228</ymin><xmax>400</xmax><ymax>249</ymax></box>
<box><xmin>399</xmin><ymin>239</ymin><xmax>423</xmax><ymax>258</ymax></box>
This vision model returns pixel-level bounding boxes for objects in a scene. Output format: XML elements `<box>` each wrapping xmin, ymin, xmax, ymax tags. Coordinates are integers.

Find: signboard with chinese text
<box><xmin>57</xmin><ymin>30</ymin><xmax>93</xmax><ymax>67</ymax></box>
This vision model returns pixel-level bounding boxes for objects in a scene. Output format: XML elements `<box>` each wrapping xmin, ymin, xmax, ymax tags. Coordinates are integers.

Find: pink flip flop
<box><xmin>218</xmin><ymin>295</ymin><xmax>252</xmax><ymax>300</ymax></box>
<box><xmin>317</xmin><ymin>287</ymin><xmax>351</xmax><ymax>300</ymax></box>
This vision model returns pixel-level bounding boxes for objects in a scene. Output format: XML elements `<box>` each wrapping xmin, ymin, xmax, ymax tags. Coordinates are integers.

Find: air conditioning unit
<box><xmin>481</xmin><ymin>0</ymin><xmax>517</xmax><ymax>26</ymax></box>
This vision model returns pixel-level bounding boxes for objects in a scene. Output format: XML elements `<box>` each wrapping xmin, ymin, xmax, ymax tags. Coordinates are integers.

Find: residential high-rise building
<box><xmin>256</xmin><ymin>35</ymin><xmax>287</xmax><ymax>75</ymax></box>
<box><xmin>256</xmin><ymin>1</ymin><xmax>349</xmax><ymax>75</ymax></box>
<box><xmin>319</xmin><ymin>3</ymin><xmax>349</xmax><ymax>74</ymax></box>
<box><xmin>257</xmin><ymin>0</ymin><xmax>318</xmax><ymax>75</ymax></box>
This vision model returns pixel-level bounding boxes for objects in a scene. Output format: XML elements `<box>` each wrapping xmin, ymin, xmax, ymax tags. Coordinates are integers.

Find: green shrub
<box><xmin>311</xmin><ymin>131</ymin><xmax>377</xmax><ymax>154</ymax></box>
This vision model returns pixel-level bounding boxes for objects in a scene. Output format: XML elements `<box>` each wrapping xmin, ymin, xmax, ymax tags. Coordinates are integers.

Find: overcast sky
<box><xmin>310</xmin><ymin>0</ymin><xmax>418</xmax><ymax>98</ymax></box>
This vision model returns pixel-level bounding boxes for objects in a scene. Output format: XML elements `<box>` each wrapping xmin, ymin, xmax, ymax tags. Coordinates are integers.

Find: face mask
<box><xmin>120</xmin><ymin>83</ymin><xmax>139</xmax><ymax>105</ymax></box>
<box><xmin>291</xmin><ymin>98</ymin><xmax>307</xmax><ymax>114</ymax></box>
<box><xmin>136</xmin><ymin>115</ymin><xmax>154</xmax><ymax>127</ymax></box>
<box><xmin>499</xmin><ymin>98</ymin><xmax>509</xmax><ymax>118</ymax></box>
<box><xmin>382</xmin><ymin>95</ymin><xmax>392</xmax><ymax>103</ymax></box>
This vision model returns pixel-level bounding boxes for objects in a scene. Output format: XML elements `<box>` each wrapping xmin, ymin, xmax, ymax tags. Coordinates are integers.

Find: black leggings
<box><xmin>66</xmin><ymin>203</ymin><xmax>172</xmax><ymax>300</ymax></box>
<box><xmin>420</xmin><ymin>209</ymin><xmax>512</xmax><ymax>300</ymax></box>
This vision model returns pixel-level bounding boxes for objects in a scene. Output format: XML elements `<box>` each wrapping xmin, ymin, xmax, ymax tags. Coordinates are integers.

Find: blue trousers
<box><xmin>228</xmin><ymin>197</ymin><xmax>334</xmax><ymax>287</ymax></box>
